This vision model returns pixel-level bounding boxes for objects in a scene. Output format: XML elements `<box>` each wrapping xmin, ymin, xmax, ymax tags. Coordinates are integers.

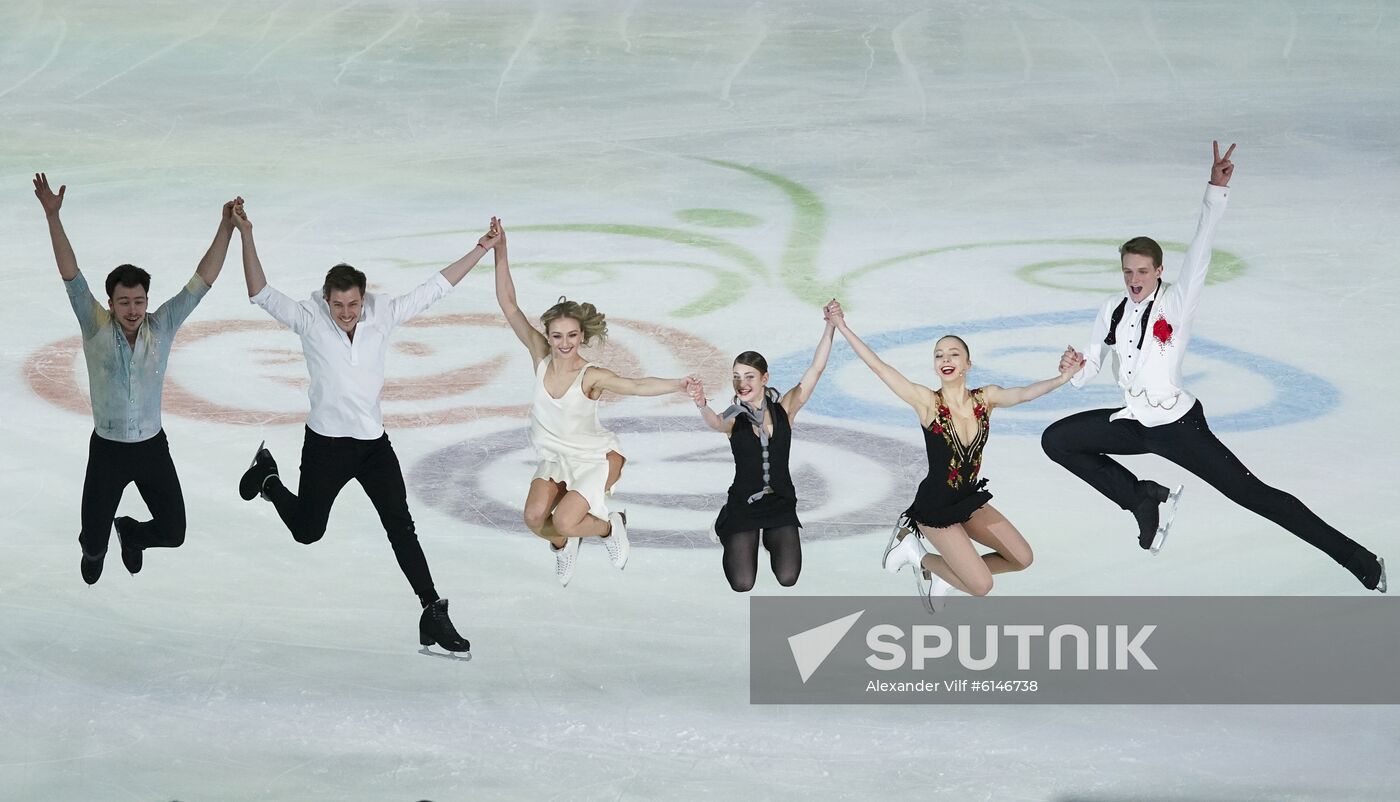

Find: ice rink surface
<box><xmin>2</xmin><ymin>1</ymin><xmax>1398</xmax><ymax>799</ymax></box>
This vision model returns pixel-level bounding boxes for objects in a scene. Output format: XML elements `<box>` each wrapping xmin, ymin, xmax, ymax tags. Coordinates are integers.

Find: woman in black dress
<box><xmin>827</xmin><ymin>300</ymin><xmax>1081</xmax><ymax>609</ymax></box>
<box><xmin>688</xmin><ymin>302</ymin><xmax>839</xmax><ymax>591</ymax></box>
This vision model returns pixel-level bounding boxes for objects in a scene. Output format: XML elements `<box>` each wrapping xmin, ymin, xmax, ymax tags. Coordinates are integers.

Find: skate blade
<box><xmin>1150</xmin><ymin>484</ymin><xmax>1184</xmax><ymax>556</ymax></box>
<box><xmin>882</xmin><ymin>518</ymin><xmax>913</xmax><ymax>572</ymax></box>
<box><xmin>418</xmin><ymin>646</ymin><xmax>472</xmax><ymax>662</ymax></box>
<box><xmin>248</xmin><ymin>439</ymin><xmax>265</xmax><ymax>470</ymax></box>
<box><xmin>1378</xmin><ymin>557</ymin><xmax>1388</xmax><ymax>594</ymax></box>
<box><xmin>914</xmin><ymin>569</ymin><xmax>946</xmax><ymax>615</ymax></box>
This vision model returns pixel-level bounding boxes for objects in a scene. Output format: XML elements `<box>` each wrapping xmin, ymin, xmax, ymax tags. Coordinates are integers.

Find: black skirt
<box><xmin>714</xmin><ymin>493</ymin><xmax>802</xmax><ymax>537</ymax></box>
<box><xmin>904</xmin><ymin>478</ymin><xmax>992</xmax><ymax>529</ymax></box>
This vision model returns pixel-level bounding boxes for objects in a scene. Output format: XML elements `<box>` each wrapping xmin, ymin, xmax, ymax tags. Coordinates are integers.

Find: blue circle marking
<box><xmin>771</xmin><ymin>309</ymin><xmax>1337</xmax><ymax>435</ymax></box>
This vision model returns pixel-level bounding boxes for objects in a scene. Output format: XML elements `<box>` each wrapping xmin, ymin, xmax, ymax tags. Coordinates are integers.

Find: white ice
<box><xmin>2</xmin><ymin>1</ymin><xmax>1398</xmax><ymax>800</ymax></box>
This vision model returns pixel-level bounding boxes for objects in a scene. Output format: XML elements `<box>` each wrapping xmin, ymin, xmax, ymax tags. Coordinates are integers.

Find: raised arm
<box><xmin>34</xmin><ymin>173</ymin><xmax>77</xmax><ymax>281</ymax></box>
<box><xmin>439</xmin><ymin>216</ymin><xmax>498</xmax><ymax>287</ymax></box>
<box><xmin>492</xmin><ymin>221</ymin><xmax>550</xmax><ymax>364</ymax></box>
<box><xmin>983</xmin><ymin>347</ymin><xmax>1082</xmax><ymax>409</ymax></box>
<box><xmin>232</xmin><ymin>200</ymin><xmax>268</xmax><ymax>298</ymax></box>
<box><xmin>586</xmin><ymin>367</ymin><xmax>692</xmax><ymax>399</ymax></box>
<box><xmin>385</xmin><ymin>219</ymin><xmax>500</xmax><ymax>328</ymax></box>
<box><xmin>194</xmin><ymin>199</ymin><xmax>238</xmax><ymax>286</ymax></box>
<box><xmin>688</xmin><ymin>378</ymin><xmax>735</xmax><ymax>434</ymax></box>
<box><xmin>1176</xmin><ymin>141</ymin><xmax>1234</xmax><ymax>317</ymax></box>
<box><xmin>233</xmin><ymin>201</ymin><xmax>313</xmax><ymax>334</ymax></box>
<box><xmin>780</xmin><ymin>301</ymin><xmax>838</xmax><ymax>420</ymax></box>
<box><xmin>828</xmin><ymin>301</ymin><xmax>929</xmax><ymax>412</ymax></box>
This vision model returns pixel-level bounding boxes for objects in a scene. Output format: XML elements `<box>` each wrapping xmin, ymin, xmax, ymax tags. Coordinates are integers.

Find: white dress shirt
<box><xmin>1071</xmin><ymin>183</ymin><xmax>1230</xmax><ymax>427</ymax></box>
<box><xmin>251</xmin><ymin>272</ymin><xmax>453</xmax><ymax>439</ymax></box>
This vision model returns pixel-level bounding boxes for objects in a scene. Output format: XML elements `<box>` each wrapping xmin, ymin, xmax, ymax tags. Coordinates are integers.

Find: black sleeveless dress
<box><xmin>904</xmin><ymin>388</ymin><xmax>994</xmax><ymax>528</ymax></box>
<box><xmin>714</xmin><ymin>396</ymin><xmax>802</xmax><ymax>536</ymax></box>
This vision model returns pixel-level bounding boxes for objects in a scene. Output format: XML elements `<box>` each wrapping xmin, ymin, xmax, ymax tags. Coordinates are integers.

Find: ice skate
<box><xmin>113</xmin><ymin>516</ymin><xmax>143</xmax><ymax>575</ymax></box>
<box><xmin>881</xmin><ymin>516</ymin><xmax>912</xmax><ymax>569</ymax></box>
<box><xmin>418</xmin><ymin>598</ymin><xmax>471</xmax><ymax>657</ymax></box>
<box><xmin>1147</xmin><ymin>484</ymin><xmax>1183</xmax><ymax>555</ymax></box>
<box><xmin>882</xmin><ymin>519</ymin><xmax>924</xmax><ymax>574</ymax></box>
<box><xmin>553</xmin><ymin>537</ymin><xmax>581</xmax><ymax>587</ymax></box>
<box><xmin>915</xmin><ymin>568</ymin><xmax>955</xmax><ymax>614</ymax></box>
<box><xmin>1133</xmin><ymin>482</ymin><xmax>1182</xmax><ymax>554</ymax></box>
<box><xmin>238</xmin><ymin>440</ymin><xmax>279</xmax><ymax>501</ymax></box>
<box><xmin>80</xmin><ymin>551</ymin><xmax>104</xmax><ymax>585</ymax></box>
<box><xmin>602</xmin><ymin>510</ymin><xmax>629</xmax><ymax>569</ymax></box>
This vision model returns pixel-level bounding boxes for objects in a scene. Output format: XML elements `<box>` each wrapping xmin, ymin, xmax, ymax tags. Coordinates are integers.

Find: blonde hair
<box><xmin>540</xmin><ymin>296</ymin><xmax>608</xmax><ymax>345</ymax></box>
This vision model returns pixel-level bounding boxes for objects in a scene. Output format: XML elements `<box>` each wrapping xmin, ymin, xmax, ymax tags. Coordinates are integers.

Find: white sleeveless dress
<box><xmin>529</xmin><ymin>357</ymin><xmax>624</xmax><ymax>518</ymax></box>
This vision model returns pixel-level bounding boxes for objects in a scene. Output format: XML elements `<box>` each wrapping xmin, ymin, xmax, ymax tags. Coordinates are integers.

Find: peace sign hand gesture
<box><xmin>1210</xmin><ymin>140</ymin><xmax>1236</xmax><ymax>187</ymax></box>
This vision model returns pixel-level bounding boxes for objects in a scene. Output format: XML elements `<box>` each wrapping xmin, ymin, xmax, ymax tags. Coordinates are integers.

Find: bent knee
<box><xmin>966</xmin><ymin>575</ymin><xmax>994</xmax><ymax>597</ymax></box>
<box><xmin>523</xmin><ymin>508</ymin><xmax>550</xmax><ymax>531</ymax></box>
<box><xmin>775</xmin><ymin>571</ymin><xmax>800</xmax><ymax>588</ymax></box>
<box><xmin>1011</xmin><ymin>546</ymin><xmax>1034</xmax><ymax>571</ymax></box>
<box><xmin>728</xmin><ymin>577</ymin><xmax>756</xmax><ymax>593</ymax></box>
<box><xmin>293</xmin><ymin>526</ymin><xmax>326</xmax><ymax>545</ymax></box>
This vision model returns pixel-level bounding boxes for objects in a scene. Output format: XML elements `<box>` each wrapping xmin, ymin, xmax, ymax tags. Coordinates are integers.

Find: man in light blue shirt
<box><xmin>35</xmin><ymin>173</ymin><xmax>236</xmax><ymax>584</ymax></box>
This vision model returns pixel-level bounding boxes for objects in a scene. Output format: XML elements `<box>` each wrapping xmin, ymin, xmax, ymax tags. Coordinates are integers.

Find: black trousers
<box><xmin>264</xmin><ymin>427</ymin><xmax>438</xmax><ymax>605</ymax></box>
<box><xmin>79</xmin><ymin>430</ymin><xmax>186</xmax><ymax>556</ymax></box>
<box><xmin>1041</xmin><ymin>401</ymin><xmax>1376</xmax><ymax>580</ymax></box>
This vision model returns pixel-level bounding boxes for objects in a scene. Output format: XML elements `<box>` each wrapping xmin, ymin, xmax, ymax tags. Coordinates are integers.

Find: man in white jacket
<box><xmin>1041</xmin><ymin>142</ymin><xmax>1385</xmax><ymax>592</ymax></box>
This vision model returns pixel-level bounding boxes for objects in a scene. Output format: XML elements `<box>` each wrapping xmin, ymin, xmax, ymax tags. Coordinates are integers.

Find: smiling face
<box><xmin>1121</xmin><ymin>253</ymin><xmax>1164</xmax><ymax>303</ymax></box>
<box><xmin>732</xmin><ymin>361</ymin><xmax>768</xmax><ymax>405</ymax></box>
<box><xmin>108</xmin><ymin>284</ymin><xmax>148</xmax><ymax>338</ymax></box>
<box><xmin>546</xmin><ymin>316</ymin><xmax>585</xmax><ymax>359</ymax></box>
<box><xmin>325</xmin><ymin>287</ymin><xmax>364</xmax><ymax>334</ymax></box>
<box><xmin>933</xmin><ymin>336</ymin><xmax>970</xmax><ymax>386</ymax></box>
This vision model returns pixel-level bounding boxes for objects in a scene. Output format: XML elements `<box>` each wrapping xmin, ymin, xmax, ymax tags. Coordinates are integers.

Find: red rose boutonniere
<box><xmin>1152</xmin><ymin>316</ymin><xmax>1174</xmax><ymax>347</ymax></box>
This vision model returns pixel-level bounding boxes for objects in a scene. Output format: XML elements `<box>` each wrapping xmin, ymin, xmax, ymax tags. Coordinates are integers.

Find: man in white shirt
<box><xmin>232</xmin><ymin>203</ymin><xmax>500</xmax><ymax>652</ymax></box>
<box><xmin>1041</xmin><ymin>143</ymin><xmax>1385</xmax><ymax>592</ymax></box>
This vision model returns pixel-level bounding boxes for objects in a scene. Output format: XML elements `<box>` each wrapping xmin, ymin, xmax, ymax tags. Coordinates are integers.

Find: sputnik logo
<box><xmin>787</xmin><ymin>610</ymin><xmax>864</xmax><ymax>684</ymax></box>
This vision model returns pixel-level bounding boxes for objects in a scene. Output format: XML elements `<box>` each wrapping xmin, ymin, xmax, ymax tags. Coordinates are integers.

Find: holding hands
<box><xmin>685</xmin><ymin>376</ymin><xmax>708</xmax><ymax>408</ymax></box>
<box><xmin>823</xmin><ymin>298</ymin><xmax>845</xmax><ymax>328</ymax></box>
<box><xmin>229</xmin><ymin>197</ymin><xmax>250</xmax><ymax>231</ymax></box>
<box><xmin>479</xmin><ymin>216</ymin><xmax>504</xmax><ymax>251</ymax></box>
<box><xmin>1058</xmin><ymin>345</ymin><xmax>1085</xmax><ymax>378</ymax></box>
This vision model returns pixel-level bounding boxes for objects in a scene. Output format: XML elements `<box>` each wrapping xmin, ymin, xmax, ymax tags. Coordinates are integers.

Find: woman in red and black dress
<box><xmin>828</xmin><ymin>300</ymin><xmax>1081</xmax><ymax>609</ymax></box>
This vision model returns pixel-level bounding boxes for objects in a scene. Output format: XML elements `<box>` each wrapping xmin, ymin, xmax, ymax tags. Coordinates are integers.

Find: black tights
<box><xmin>720</xmin><ymin>526</ymin><xmax>801</xmax><ymax>592</ymax></box>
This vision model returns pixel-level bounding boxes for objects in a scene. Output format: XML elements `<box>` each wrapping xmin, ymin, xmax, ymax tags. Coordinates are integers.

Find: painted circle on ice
<box><xmin>773</xmin><ymin>310</ymin><xmax>1338</xmax><ymax>435</ymax></box>
<box><xmin>408</xmin><ymin>416</ymin><xmax>928</xmax><ymax>547</ymax></box>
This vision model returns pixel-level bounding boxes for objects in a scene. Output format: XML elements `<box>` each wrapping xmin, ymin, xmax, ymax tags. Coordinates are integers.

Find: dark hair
<box><xmin>322</xmin><ymin>263</ymin><xmax>367</xmax><ymax>299</ymax></box>
<box><xmin>1119</xmin><ymin>236</ymin><xmax>1164</xmax><ymax>268</ymax></box>
<box><xmin>105</xmin><ymin>264</ymin><xmax>150</xmax><ymax>298</ymax></box>
<box><xmin>733</xmin><ymin>351</ymin><xmax>769</xmax><ymax>374</ymax></box>
<box><xmin>936</xmin><ymin>335</ymin><xmax>971</xmax><ymax>361</ymax></box>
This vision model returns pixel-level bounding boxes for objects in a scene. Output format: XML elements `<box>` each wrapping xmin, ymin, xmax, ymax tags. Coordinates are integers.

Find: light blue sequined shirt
<box><xmin>64</xmin><ymin>270</ymin><xmax>210</xmax><ymax>443</ymax></box>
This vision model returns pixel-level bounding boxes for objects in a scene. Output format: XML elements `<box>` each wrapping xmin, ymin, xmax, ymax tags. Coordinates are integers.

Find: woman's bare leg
<box><xmin>962</xmin><ymin>504</ymin><xmax>1034</xmax><ymax>575</ymax></box>
<box><xmin>522</xmin><ymin>478</ymin><xmax>568</xmax><ymax>548</ymax></box>
<box><xmin>918</xmin><ymin>522</ymin><xmax>994</xmax><ymax>597</ymax></box>
<box><xmin>551</xmin><ymin>491</ymin><xmax>612</xmax><ymax>538</ymax></box>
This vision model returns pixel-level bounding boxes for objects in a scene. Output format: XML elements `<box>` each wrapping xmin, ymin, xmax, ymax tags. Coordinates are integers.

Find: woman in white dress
<box><xmin>491</xmin><ymin>220</ymin><xmax>695</xmax><ymax>586</ymax></box>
